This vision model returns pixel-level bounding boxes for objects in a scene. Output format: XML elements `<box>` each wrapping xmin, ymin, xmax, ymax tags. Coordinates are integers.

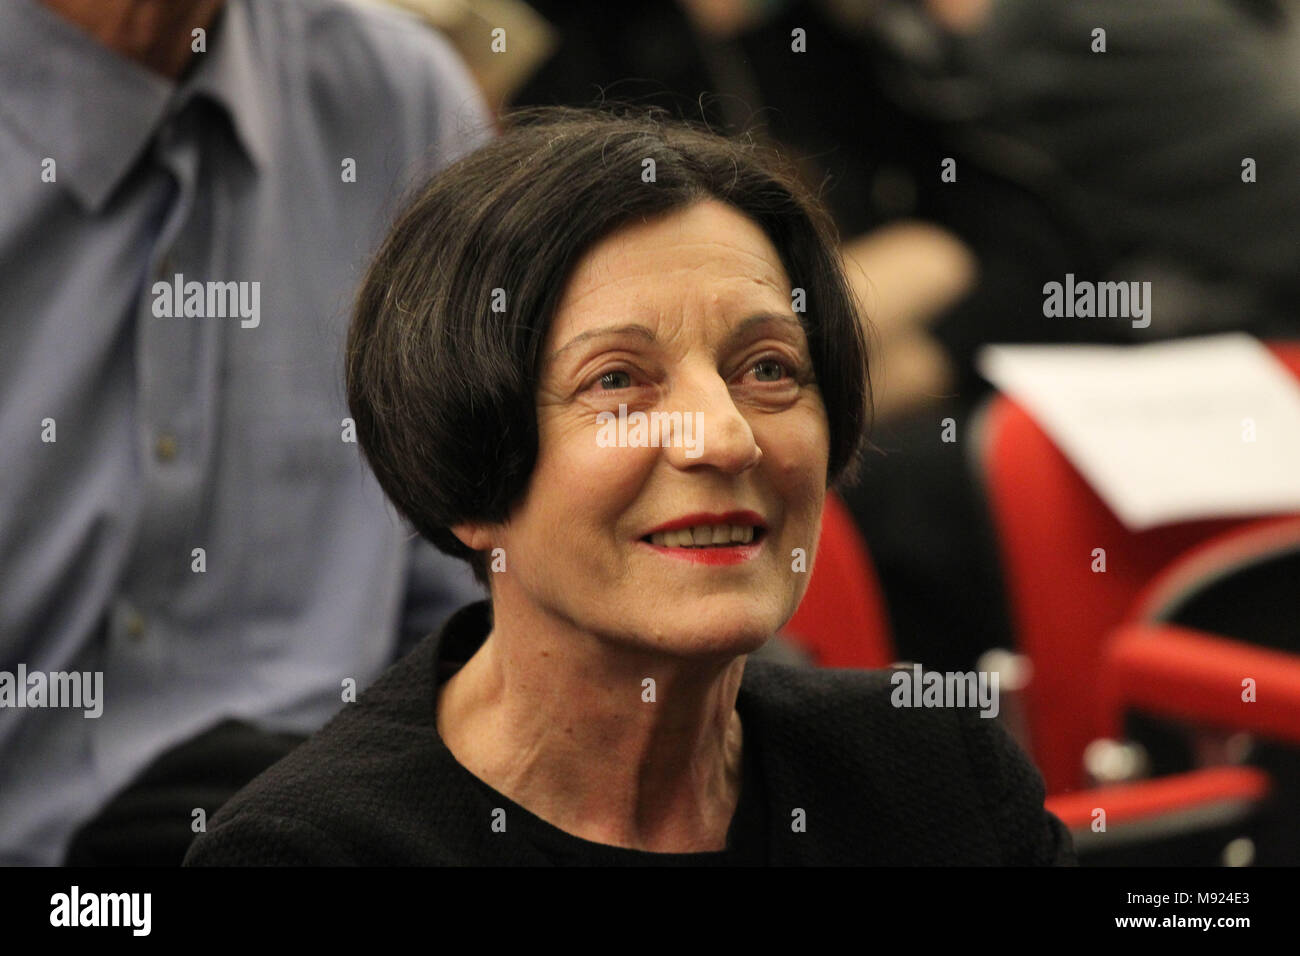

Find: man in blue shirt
<box><xmin>0</xmin><ymin>0</ymin><xmax>493</xmax><ymax>864</ymax></box>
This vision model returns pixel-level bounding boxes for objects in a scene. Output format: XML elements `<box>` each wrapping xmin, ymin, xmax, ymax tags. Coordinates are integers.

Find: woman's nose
<box><xmin>661</xmin><ymin>373</ymin><xmax>762</xmax><ymax>473</ymax></box>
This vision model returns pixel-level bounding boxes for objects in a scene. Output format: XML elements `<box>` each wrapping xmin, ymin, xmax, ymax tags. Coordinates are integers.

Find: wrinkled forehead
<box><xmin>548</xmin><ymin>201</ymin><xmax>795</xmax><ymax>346</ymax></box>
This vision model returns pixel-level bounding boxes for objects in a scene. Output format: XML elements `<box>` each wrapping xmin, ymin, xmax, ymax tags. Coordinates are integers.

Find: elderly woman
<box><xmin>185</xmin><ymin>106</ymin><xmax>1073</xmax><ymax>866</ymax></box>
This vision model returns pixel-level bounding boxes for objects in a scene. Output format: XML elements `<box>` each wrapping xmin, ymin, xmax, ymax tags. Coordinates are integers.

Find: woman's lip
<box><xmin>635</xmin><ymin>533</ymin><xmax>765</xmax><ymax>565</ymax></box>
<box><xmin>643</xmin><ymin>510</ymin><xmax>767</xmax><ymax>536</ymax></box>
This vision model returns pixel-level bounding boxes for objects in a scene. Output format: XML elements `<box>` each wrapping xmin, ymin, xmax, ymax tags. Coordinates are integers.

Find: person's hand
<box><xmin>841</xmin><ymin>220</ymin><xmax>977</xmax><ymax>421</ymax></box>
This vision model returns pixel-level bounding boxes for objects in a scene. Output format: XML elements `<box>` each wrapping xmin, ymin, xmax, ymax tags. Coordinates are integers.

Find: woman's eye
<box><xmin>593</xmin><ymin>369</ymin><xmax>633</xmax><ymax>391</ymax></box>
<box><xmin>751</xmin><ymin>358</ymin><xmax>790</xmax><ymax>383</ymax></box>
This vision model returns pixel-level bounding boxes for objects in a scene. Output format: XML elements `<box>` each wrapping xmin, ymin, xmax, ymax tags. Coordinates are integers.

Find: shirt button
<box><xmin>125</xmin><ymin>612</ymin><xmax>146</xmax><ymax>641</ymax></box>
<box><xmin>156</xmin><ymin>256</ymin><xmax>174</xmax><ymax>281</ymax></box>
<box><xmin>155</xmin><ymin>433</ymin><xmax>178</xmax><ymax>461</ymax></box>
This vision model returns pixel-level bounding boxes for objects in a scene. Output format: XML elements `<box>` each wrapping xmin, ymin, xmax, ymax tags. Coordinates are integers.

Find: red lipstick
<box><xmin>643</xmin><ymin>510</ymin><xmax>766</xmax><ymax>537</ymax></box>
<box><xmin>637</xmin><ymin>510</ymin><xmax>768</xmax><ymax>566</ymax></box>
<box><xmin>638</xmin><ymin>537</ymin><xmax>765</xmax><ymax>565</ymax></box>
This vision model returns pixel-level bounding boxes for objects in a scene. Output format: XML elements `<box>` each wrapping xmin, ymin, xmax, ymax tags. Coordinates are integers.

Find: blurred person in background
<box><xmin>815</xmin><ymin>0</ymin><xmax>1300</xmax><ymax>365</ymax></box>
<box><xmin>0</xmin><ymin>0</ymin><xmax>493</xmax><ymax>865</ymax></box>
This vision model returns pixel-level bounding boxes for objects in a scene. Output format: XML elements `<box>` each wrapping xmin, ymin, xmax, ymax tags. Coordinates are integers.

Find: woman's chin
<box><xmin>626</xmin><ymin>601</ymin><xmax>783</xmax><ymax>659</ymax></box>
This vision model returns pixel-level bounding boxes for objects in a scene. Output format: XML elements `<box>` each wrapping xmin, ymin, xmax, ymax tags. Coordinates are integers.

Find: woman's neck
<box><xmin>435</xmin><ymin>598</ymin><xmax>748</xmax><ymax>853</ymax></box>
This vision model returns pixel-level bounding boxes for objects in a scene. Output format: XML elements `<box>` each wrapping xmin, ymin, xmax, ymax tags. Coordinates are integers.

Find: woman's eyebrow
<box><xmin>730</xmin><ymin>312</ymin><xmax>805</xmax><ymax>342</ymax></box>
<box><xmin>550</xmin><ymin>323</ymin><xmax>657</xmax><ymax>363</ymax></box>
<box><xmin>549</xmin><ymin>312</ymin><xmax>804</xmax><ymax>364</ymax></box>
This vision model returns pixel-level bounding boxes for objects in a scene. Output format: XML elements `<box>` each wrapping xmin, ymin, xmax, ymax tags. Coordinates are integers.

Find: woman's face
<box><xmin>484</xmin><ymin>199</ymin><xmax>830</xmax><ymax>658</ymax></box>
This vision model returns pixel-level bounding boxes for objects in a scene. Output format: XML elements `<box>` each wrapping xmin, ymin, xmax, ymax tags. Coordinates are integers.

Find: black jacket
<box><xmin>185</xmin><ymin>601</ymin><xmax>1075</xmax><ymax>866</ymax></box>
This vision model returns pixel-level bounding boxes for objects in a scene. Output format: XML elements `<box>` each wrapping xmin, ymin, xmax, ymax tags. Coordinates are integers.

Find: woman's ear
<box><xmin>450</xmin><ymin>521</ymin><xmax>496</xmax><ymax>553</ymax></box>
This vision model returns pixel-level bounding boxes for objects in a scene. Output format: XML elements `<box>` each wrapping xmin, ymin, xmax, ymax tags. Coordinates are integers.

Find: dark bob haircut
<box><xmin>347</xmin><ymin>105</ymin><xmax>872</xmax><ymax>588</ymax></box>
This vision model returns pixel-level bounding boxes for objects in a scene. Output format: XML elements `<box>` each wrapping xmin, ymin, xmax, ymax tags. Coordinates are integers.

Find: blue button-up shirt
<box><xmin>0</xmin><ymin>0</ymin><xmax>492</xmax><ymax>864</ymax></box>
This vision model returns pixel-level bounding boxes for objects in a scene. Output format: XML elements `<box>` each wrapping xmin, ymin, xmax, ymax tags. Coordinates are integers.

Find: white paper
<box><xmin>976</xmin><ymin>334</ymin><xmax>1300</xmax><ymax>530</ymax></box>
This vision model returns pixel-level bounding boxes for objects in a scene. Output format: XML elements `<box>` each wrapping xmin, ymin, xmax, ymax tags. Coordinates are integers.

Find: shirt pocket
<box><xmin>230</xmin><ymin>393</ymin><xmax>361</xmax><ymax>624</ymax></box>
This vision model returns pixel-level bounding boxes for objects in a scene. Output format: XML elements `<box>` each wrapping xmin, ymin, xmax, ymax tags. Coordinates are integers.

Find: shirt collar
<box><xmin>0</xmin><ymin>0</ymin><xmax>270</xmax><ymax>213</ymax></box>
<box><xmin>180</xmin><ymin>0</ymin><xmax>274</xmax><ymax>172</ymax></box>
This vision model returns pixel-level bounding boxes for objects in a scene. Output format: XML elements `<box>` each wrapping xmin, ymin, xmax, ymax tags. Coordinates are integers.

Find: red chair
<box><xmin>1053</xmin><ymin>516</ymin><xmax>1300</xmax><ymax>857</ymax></box>
<box><xmin>1043</xmin><ymin>767</ymin><xmax>1270</xmax><ymax>857</ymax></box>
<box><xmin>782</xmin><ymin>490</ymin><xmax>894</xmax><ymax>669</ymax></box>
<box><xmin>1098</xmin><ymin>515</ymin><xmax>1300</xmax><ymax>749</ymax></box>
<box><xmin>974</xmin><ymin>341</ymin><xmax>1300</xmax><ymax>793</ymax></box>
<box><xmin>785</xmin><ymin>481</ymin><xmax>1292</xmax><ymax>861</ymax></box>
<box><xmin>975</xmin><ymin>341</ymin><xmax>1300</xmax><ymax>861</ymax></box>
